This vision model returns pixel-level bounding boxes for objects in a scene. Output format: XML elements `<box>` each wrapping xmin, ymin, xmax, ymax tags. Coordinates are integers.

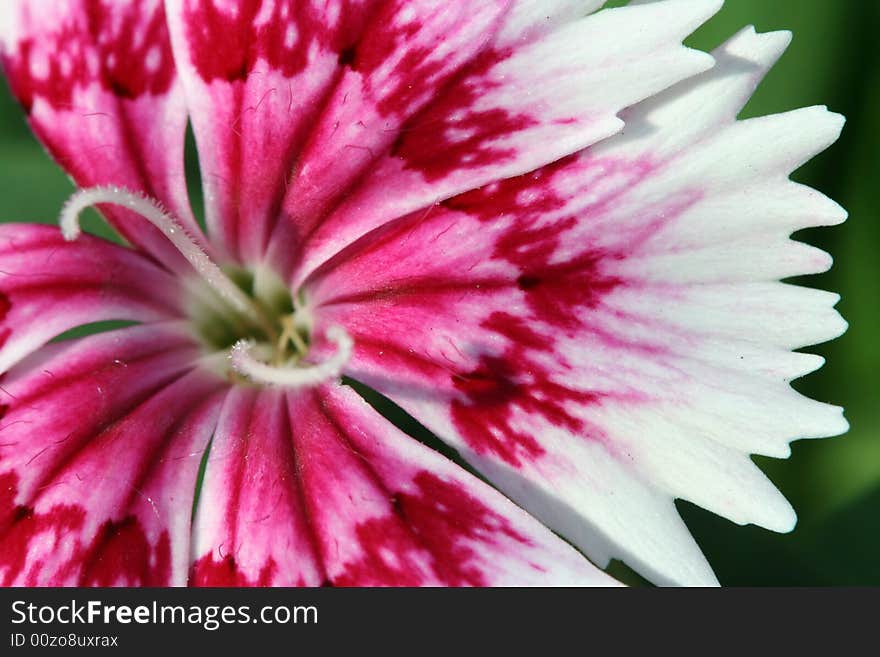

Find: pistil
<box><xmin>230</xmin><ymin>325</ymin><xmax>353</xmax><ymax>387</ymax></box>
<box><xmin>60</xmin><ymin>185</ymin><xmax>278</xmax><ymax>341</ymax></box>
<box><xmin>59</xmin><ymin>185</ymin><xmax>353</xmax><ymax>388</ymax></box>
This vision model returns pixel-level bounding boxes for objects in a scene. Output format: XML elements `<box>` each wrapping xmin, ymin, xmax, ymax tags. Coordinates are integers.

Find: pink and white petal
<box><xmin>164</xmin><ymin>0</ymin><xmax>383</xmax><ymax>264</ymax></box>
<box><xmin>0</xmin><ymin>224</ymin><xmax>186</xmax><ymax>373</ymax></box>
<box><xmin>285</xmin><ymin>0</ymin><xmax>721</xmax><ymax>284</ymax></box>
<box><xmin>306</xmin><ymin>27</ymin><xmax>846</xmax><ymax>585</ymax></box>
<box><xmin>0</xmin><ymin>323</ymin><xmax>216</xmax><ymax>586</ymax></box>
<box><xmin>291</xmin><ymin>388</ymin><xmax>438</xmax><ymax>586</ymax></box>
<box><xmin>287</xmin><ymin>384</ymin><xmax>616</xmax><ymax>586</ymax></box>
<box><xmin>190</xmin><ymin>387</ymin><xmax>324</xmax><ymax>586</ymax></box>
<box><xmin>108</xmin><ymin>376</ymin><xmax>225</xmax><ymax>587</ymax></box>
<box><xmin>277</xmin><ymin>0</ymin><xmax>511</xmax><ymax>241</ymax></box>
<box><xmin>0</xmin><ymin>0</ymin><xmax>204</xmax><ymax>271</ymax></box>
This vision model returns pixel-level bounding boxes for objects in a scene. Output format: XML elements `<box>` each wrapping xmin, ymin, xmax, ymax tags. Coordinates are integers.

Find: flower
<box><xmin>0</xmin><ymin>0</ymin><xmax>846</xmax><ymax>587</ymax></box>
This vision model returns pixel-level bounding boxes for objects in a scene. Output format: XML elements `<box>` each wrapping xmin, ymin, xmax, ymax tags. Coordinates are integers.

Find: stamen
<box><xmin>230</xmin><ymin>325</ymin><xmax>353</xmax><ymax>387</ymax></box>
<box><xmin>60</xmin><ymin>186</ymin><xmax>275</xmax><ymax>338</ymax></box>
<box><xmin>277</xmin><ymin>315</ymin><xmax>309</xmax><ymax>360</ymax></box>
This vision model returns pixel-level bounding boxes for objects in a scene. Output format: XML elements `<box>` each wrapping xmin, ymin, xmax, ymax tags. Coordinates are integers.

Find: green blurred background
<box><xmin>0</xmin><ymin>1</ymin><xmax>877</xmax><ymax>585</ymax></box>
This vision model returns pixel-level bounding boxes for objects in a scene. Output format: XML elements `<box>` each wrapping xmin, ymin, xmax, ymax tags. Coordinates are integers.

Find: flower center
<box><xmin>60</xmin><ymin>185</ymin><xmax>352</xmax><ymax>387</ymax></box>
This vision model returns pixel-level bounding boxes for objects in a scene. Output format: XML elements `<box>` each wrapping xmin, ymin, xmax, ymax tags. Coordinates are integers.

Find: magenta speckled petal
<box><xmin>0</xmin><ymin>0</ymin><xmax>206</xmax><ymax>271</ymax></box>
<box><xmin>0</xmin><ymin>324</ymin><xmax>221</xmax><ymax>585</ymax></box>
<box><xmin>285</xmin><ymin>0</ymin><xmax>721</xmax><ymax>284</ymax></box>
<box><xmin>189</xmin><ymin>382</ymin><xmax>614</xmax><ymax>586</ymax></box>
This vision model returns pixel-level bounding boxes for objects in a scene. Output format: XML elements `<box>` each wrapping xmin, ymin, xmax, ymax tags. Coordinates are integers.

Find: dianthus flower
<box><xmin>0</xmin><ymin>0</ymin><xmax>846</xmax><ymax>586</ymax></box>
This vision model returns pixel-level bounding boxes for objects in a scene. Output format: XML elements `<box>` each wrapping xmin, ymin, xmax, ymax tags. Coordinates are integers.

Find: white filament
<box><xmin>60</xmin><ymin>186</ymin><xmax>260</xmax><ymax>321</ymax></box>
<box><xmin>230</xmin><ymin>325</ymin><xmax>353</xmax><ymax>387</ymax></box>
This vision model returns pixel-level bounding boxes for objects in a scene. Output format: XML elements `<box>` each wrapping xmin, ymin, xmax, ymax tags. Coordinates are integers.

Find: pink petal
<box><xmin>275</xmin><ymin>0</ymin><xmax>510</xmax><ymax>251</ymax></box>
<box><xmin>292</xmin><ymin>384</ymin><xmax>614</xmax><ymax>586</ymax></box>
<box><xmin>0</xmin><ymin>224</ymin><xmax>186</xmax><ymax>373</ymax></box>
<box><xmin>0</xmin><ymin>324</ymin><xmax>218</xmax><ymax>586</ymax></box>
<box><xmin>190</xmin><ymin>383</ymin><xmax>614</xmax><ymax>586</ymax></box>
<box><xmin>0</xmin><ymin>0</ymin><xmax>205</xmax><ymax>271</ymax></box>
<box><xmin>306</xmin><ymin>27</ymin><xmax>846</xmax><ymax>585</ymax></box>
<box><xmin>278</xmin><ymin>0</ymin><xmax>721</xmax><ymax>284</ymax></box>
<box><xmin>164</xmin><ymin>0</ymin><xmax>384</xmax><ymax>264</ymax></box>
<box><xmin>190</xmin><ymin>387</ymin><xmax>324</xmax><ymax>586</ymax></box>
<box><xmin>166</xmin><ymin>0</ymin><xmax>611</xmax><ymax>267</ymax></box>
